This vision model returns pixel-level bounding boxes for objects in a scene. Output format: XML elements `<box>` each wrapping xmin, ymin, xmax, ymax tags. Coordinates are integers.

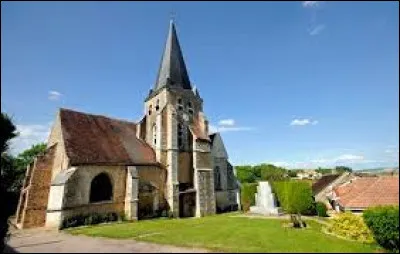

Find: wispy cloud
<box><xmin>218</xmin><ymin>119</ymin><xmax>235</xmax><ymax>126</ymax></box>
<box><xmin>309</xmin><ymin>24</ymin><xmax>326</xmax><ymax>36</ymax></box>
<box><xmin>266</xmin><ymin>153</ymin><xmax>384</xmax><ymax>169</ymax></box>
<box><xmin>210</xmin><ymin>119</ymin><xmax>254</xmax><ymax>133</ymax></box>
<box><xmin>290</xmin><ymin>118</ymin><xmax>318</xmax><ymax>126</ymax></box>
<box><xmin>10</xmin><ymin>123</ymin><xmax>52</xmax><ymax>155</ymax></box>
<box><xmin>48</xmin><ymin>91</ymin><xmax>62</xmax><ymax>101</ymax></box>
<box><xmin>302</xmin><ymin>1</ymin><xmax>320</xmax><ymax>8</ymax></box>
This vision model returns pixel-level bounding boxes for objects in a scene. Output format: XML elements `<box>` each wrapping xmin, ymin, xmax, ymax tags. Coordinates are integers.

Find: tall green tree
<box><xmin>335</xmin><ymin>166</ymin><xmax>353</xmax><ymax>173</ymax></box>
<box><xmin>1</xmin><ymin>112</ymin><xmax>18</xmax><ymax>252</ymax></box>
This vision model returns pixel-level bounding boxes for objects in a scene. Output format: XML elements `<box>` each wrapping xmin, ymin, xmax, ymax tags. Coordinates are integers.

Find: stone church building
<box><xmin>15</xmin><ymin>21</ymin><xmax>240</xmax><ymax>229</ymax></box>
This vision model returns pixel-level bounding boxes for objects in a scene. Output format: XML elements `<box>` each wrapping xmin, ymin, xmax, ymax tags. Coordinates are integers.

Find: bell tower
<box><xmin>144</xmin><ymin>20</ymin><xmax>215</xmax><ymax>217</ymax></box>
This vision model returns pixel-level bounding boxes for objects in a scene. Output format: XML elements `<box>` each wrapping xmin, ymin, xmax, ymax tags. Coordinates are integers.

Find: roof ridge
<box><xmin>60</xmin><ymin>108</ymin><xmax>136</xmax><ymax>125</ymax></box>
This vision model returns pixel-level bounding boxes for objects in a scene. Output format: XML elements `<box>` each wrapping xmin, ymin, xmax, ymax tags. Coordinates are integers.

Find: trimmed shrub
<box><xmin>271</xmin><ymin>181</ymin><xmax>316</xmax><ymax>215</ymax></box>
<box><xmin>326</xmin><ymin>212</ymin><xmax>374</xmax><ymax>243</ymax></box>
<box><xmin>363</xmin><ymin>206</ymin><xmax>399</xmax><ymax>252</ymax></box>
<box><xmin>240</xmin><ymin>183</ymin><xmax>258</xmax><ymax>212</ymax></box>
<box><xmin>60</xmin><ymin>212</ymin><xmax>120</xmax><ymax>229</ymax></box>
<box><xmin>316</xmin><ymin>202</ymin><xmax>328</xmax><ymax>217</ymax></box>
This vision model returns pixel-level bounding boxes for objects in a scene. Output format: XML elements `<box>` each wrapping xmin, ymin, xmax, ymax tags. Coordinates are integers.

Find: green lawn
<box><xmin>66</xmin><ymin>213</ymin><xmax>380</xmax><ymax>253</ymax></box>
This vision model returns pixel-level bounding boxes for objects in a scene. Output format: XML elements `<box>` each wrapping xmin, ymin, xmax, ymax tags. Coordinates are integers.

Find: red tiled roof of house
<box><xmin>333</xmin><ymin>176</ymin><xmax>399</xmax><ymax>209</ymax></box>
<box><xmin>59</xmin><ymin>108</ymin><xmax>157</xmax><ymax>166</ymax></box>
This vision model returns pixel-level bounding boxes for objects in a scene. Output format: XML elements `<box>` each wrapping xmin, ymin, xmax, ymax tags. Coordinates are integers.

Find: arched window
<box><xmin>90</xmin><ymin>173</ymin><xmax>113</xmax><ymax>203</ymax></box>
<box><xmin>152</xmin><ymin>124</ymin><xmax>157</xmax><ymax>146</ymax></box>
<box><xmin>187</xmin><ymin>102</ymin><xmax>193</xmax><ymax>115</ymax></box>
<box><xmin>148</xmin><ymin>105</ymin><xmax>152</xmax><ymax>115</ymax></box>
<box><xmin>155</xmin><ymin>99</ymin><xmax>160</xmax><ymax>111</ymax></box>
<box><xmin>177</xmin><ymin>98</ymin><xmax>183</xmax><ymax>111</ymax></box>
<box><xmin>177</xmin><ymin>123</ymin><xmax>183</xmax><ymax>148</ymax></box>
<box><xmin>214</xmin><ymin>166</ymin><xmax>221</xmax><ymax>191</ymax></box>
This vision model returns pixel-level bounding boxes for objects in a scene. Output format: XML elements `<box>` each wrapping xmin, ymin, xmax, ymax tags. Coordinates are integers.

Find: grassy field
<box><xmin>66</xmin><ymin>213</ymin><xmax>380</xmax><ymax>253</ymax></box>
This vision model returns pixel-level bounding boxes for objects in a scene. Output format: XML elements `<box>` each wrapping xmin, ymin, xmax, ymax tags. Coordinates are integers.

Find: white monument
<box><xmin>249</xmin><ymin>181</ymin><xmax>279</xmax><ymax>215</ymax></box>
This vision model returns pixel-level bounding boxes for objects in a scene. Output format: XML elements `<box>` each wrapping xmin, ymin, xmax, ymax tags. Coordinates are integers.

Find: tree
<box><xmin>235</xmin><ymin>165</ymin><xmax>257</xmax><ymax>183</ymax></box>
<box><xmin>335</xmin><ymin>166</ymin><xmax>353</xmax><ymax>173</ymax></box>
<box><xmin>0</xmin><ymin>112</ymin><xmax>18</xmax><ymax>252</ymax></box>
<box><xmin>259</xmin><ymin>164</ymin><xmax>287</xmax><ymax>182</ymax></box>
<box><xmin>287</xmin><ymin>170</ymin><xmax>298</xmax><ymax>178</ymax></box>
<box><xmin>315</xmin><ymin>167</ymin><xmax>333</xmax><ymax>175</ymax></box>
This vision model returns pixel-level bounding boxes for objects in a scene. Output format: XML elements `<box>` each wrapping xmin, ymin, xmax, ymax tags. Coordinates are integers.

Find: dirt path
<box><xmin>5</xmin><ymin>227</ymin><xmax>209</xmax><ymax>253</ymax></box>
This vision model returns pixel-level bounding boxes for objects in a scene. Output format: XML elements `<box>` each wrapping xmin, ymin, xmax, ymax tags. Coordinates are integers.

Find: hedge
<box><xmin>326</xmin><ymin>212</ymin><xmax>374</xmax><ymax>243</ymax></box>
<box><xmin>240</xmin><ymin>183</ymin><xmax>258</xmax><ymax>212</ymax></box>
<box><xmin>60</xmin><ymin>212</ymin><xmax>124</xmax><ymax>229</ymax></box>
<box><xmin>271</xmin><ymin>181</ymin><xmax>316</xmax><ymax>215</ymax></box>
<box><xmin>363</xmin><ymin>206</ymin><xmax>399</xmax><ymax>252</ymax></box>
<box><xmin>316</xmin><ymin>202</ymin><xmax>328</xmax><ymax>217</ymax></box>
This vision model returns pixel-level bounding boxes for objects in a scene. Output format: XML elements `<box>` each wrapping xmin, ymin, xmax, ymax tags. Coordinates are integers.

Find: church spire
<box><xmin>153</xmin><ymin>19</ymin><xmax>191</xmax><ymax>92</ymax></box>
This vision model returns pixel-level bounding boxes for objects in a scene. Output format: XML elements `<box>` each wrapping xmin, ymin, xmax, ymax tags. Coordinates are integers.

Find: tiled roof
<box><xmin>333</xmin><ymin>176</ymin><xmax>399</xmax><ymax>209</ymax></box>
<box><xmin>189</xmin><ymin>117</ymin><xmax>211</xmax><ymax>142</ymax></box>
<box><xmin>59</xmin><ymin>108</ymin><xmax>157</xmax><ymax>166</ymax></box>
<box><xmin>312</xmin><ymin>174</ymin><xmax>342</xmax><ymax>195</ymax></box>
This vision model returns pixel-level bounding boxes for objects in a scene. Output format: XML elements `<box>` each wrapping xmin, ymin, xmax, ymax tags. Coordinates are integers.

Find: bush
<box><xmin>327</xmin><ymin>212</ymin><xmax>374</xmax><ymax>243</ymax></box>
<box><xmin>60</xmin><ymin>212</ymin><xmax>120</xmax><ymax>229</ymax></box>
<box><xmin>240</xmin><ymin>183</ymin><xmax>258</xmax><ymax>212</ymax></box>
<box><xmin>271</xmin><ymin>181</ymin><xmax>316</xmax><ymax>215</ymax></box>
<box><xmin>363</xmin><ymin>206</ymin><xmax>399</xmax><ymax>252</ymax></box>
<box><xmin>316</xmin><ymin>202</ymin><xmax>328</xmax><ymax>217</ymax></box>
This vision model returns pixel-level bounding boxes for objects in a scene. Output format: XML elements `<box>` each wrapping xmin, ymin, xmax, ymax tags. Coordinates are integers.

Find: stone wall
<box><xmin>16</xmin><ymin>146</ymin><xmax>56</xmax><ymax>228</ymax></box>
<box><xmin>63</xmin><ymin>165</ymin><xmax>126</xmax><ymax>209</ymax></box>
<box><xmin>195</xmin><ymin>169</ymin><xmax>216</xmax><ymax>216</ymax></box>
<box><xmin>178</xmin><ymin>152</ymin><xmax>193</xmax><ymax>184</ymax></box>
<box><xmin>137</xmin><ymin>165</ymin><xmax>168</xmax><ymax>212</ymax></box>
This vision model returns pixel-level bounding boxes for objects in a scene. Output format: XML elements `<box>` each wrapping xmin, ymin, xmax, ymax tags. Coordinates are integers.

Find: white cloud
<box><xmin>209</xmin><ymin>119</ymin><xmax>254</xmax><ymax>134</ymax></box>
<box><xmin>335</xmin><ymin>154</ymin><xmax>364</xmax><ymax>163</ymax></box>
<box><xmin>302</xmin><ymin>1</ymin><xmax>319</xmax><ymax>8</ymax></box>
<box><xmin>309</xmin><ymin>24</ymin><xmax>326</xmax><ymax>36</ymax></box>
<box><xmin>10</xmin><ymin>123</ymin><xmax>51</xmax><ymax>155</ymax></box>
<box><xmin>290</xmin><ymin>118</ymin><xmax>318</xmax><ymax>126</ymax></box>
<box><xmin>218</xmin><ymin>119</ymin><xmax>235</xmax><ymax>126</ymax></box>
<box><xmin>48</xmin><ymin>91</ymin><xmax>62</xmax><ymax>101</ymax></box>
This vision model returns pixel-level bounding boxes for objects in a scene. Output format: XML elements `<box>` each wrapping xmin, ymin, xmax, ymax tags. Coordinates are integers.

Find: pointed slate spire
<box><xmin>154</xmin><ymin>20</ymin><xmax>192</xmax><ymax>91</ymax></box>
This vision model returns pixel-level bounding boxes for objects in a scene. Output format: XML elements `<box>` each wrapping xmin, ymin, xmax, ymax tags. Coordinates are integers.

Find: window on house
<box><xmin>148</xmin><ymin>105</ymin><xmax>152</xmax><ymax>115</ymax></box>
<box><xmin>90</xmin><ymin>173</ymin><xmax>113</xmax><ymax>203</ymax></box>
<box><xmin>214</xmin><ymin>166</ymin><xmax>222</xmax><ymax>191</ymax></box>
<box><xmin>152</xmin><ymin>124</ymin><xmax>157</xmax><ymax>146</ymax></box>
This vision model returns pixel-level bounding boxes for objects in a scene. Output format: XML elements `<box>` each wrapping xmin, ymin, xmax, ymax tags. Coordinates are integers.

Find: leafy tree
<box><xmin>0</xmin><ymin>112</ymin><xmax>18</xmax><ymax>252</ymax></box>
<box><xmin>235</xmin><ymin>165</ymin><xmax>257</xmax><ymax>183</ymax></box>
<box><xmin>287</xmin><ymin>170</ymin><xmax>298</xmax><ymax>178</ymax></box>
<box><xmin>335</xmin><ymin>166</ymin><xmax>353</xmax><ymax>173</ymax></box>
<box><xmin>315</xmin><ymin>167</ymin><xmax>333</xmax><ymax>175</ymax></box>
<box><xmin>259</xmin><ymin>164</ymin><xmax>287</xmax><ymax>182</ymax></box>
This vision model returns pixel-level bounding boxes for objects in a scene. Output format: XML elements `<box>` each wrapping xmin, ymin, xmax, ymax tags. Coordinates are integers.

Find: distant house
<box><xmin>295</xmin><ymin>169</ymin><xmax>322</xmax><ymax>180</ymax></box>
<box><xmin>329</xmin><ymin>176</ymin><xmax>399</xmax><ymax>213</ymax></box>
<box><xmin>312</xmin><ymin>173</ymin><xmax>354</xmax><ymax>209</ymax></box>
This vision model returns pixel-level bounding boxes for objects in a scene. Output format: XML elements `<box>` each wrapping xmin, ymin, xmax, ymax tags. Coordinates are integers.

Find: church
<box><xmin>15</xmin><ymin>20</ymin><xmax>240</xmax><ymax>229</ymax></box>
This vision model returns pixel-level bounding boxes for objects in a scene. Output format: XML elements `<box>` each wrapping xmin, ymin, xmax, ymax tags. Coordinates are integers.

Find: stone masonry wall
<box><xmin>17</xmin><ymin>146</ymin><xmax>56</xmax><ymax>228</ymax></box>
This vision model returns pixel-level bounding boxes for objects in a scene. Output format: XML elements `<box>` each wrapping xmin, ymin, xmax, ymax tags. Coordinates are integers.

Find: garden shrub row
<box><xmin>271</xmin><ymin>181</ymin><xmax>316</xmax><ymax>215</ymax></box>
<box><xmin>363</xmin><ymin>205</ymin><xmax>399</xmax><ymax>252</ymax></box>
<box><xmin>60</xmin><ymin>212</ymin><xmax>125</xmax><ymax>229</ymax></box>
<box><xmin>240</xmin><ymin>183</ymin><xmax>258</xmax><ymax>212</ymax></box>
<box><xmin>326</xmin><ymin>212</ymin><xmax>374</xmax><ymax>243</ymax></box>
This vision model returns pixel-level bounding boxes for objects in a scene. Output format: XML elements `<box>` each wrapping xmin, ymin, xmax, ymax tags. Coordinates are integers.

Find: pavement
<box><xmin>4</xmin><ymin>227</ymin><xmax>209</xmax><ymax>253</ymax></box>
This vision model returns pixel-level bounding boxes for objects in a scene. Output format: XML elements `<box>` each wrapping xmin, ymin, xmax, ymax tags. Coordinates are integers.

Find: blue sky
<box><xmin>1</xmin><ymin>1</ymin><xmax>399</xmax><ymax>169</ymax></box>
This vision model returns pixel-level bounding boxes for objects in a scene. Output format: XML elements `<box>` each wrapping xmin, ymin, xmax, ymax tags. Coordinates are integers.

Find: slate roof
<box><xmin>333</xmin><ymin>176</ymin><xmax>399</xmax><ymax>209</ymax></box>
<box><xmin>153</xmin><ymin>20</ymin><xmax>191</xmax><ymax>93</ymax></box>
<box><xmin>59</xmin><ymin>108</ymin><xmax>157</xmax><ymax>166</ymax></box>
<box><xmin>312</xmin><ymin>174</ymin><xmax>342</xmax><ymax>195</ymax></box>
